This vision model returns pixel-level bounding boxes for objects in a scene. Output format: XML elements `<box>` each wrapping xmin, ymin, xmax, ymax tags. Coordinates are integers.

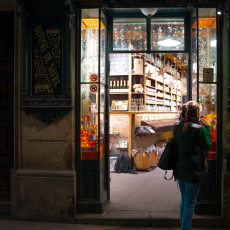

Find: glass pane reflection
<box><xmin>151</xmin><ymin>18</ymin><xmax>185</xmax><ymax>51</ymax></box>
<box><xmin>113</xmin><ymin>18</ymin><xmax>147</xmax><ymax>51</ymax></box>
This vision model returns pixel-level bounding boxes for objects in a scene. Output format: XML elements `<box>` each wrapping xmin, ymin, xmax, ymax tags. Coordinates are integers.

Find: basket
<box><xmin>134</xmin><ymin>150</ymin><xmax>150</xmax><ymax>171</ymax></box>
<box><xmin>150</xmin><ymin>149</ymin><xmax>159</xmax><ymax>167</ymax></box>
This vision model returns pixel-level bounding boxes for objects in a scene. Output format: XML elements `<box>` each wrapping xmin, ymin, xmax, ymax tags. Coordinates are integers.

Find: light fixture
<box><xmin>140</xmin><ymin>8</ymin><xmax>158</xmax><ymax>18</ymax></box>
<box><xmin>158</xmin><ymin>39</ymin><xmax>181</xmax><ymax>47</ymax></box>
<box><xmin>210</xmin><ymin>40</ymin><xmax>216</xmax><ymax>47</ymax></box>
<box><xmin>217</xmin><ymin>1</ymin><xmax>222</xmax><ymax>15</ymax></box>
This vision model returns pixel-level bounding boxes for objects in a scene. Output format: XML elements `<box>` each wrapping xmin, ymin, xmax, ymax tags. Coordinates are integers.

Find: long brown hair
<box><xmin>181</xmin><ymin>101</ymin><xmax>200</xmax><ymax>132</ymax></box>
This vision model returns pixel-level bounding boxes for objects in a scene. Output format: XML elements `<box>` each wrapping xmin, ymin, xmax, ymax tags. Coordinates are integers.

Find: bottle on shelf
<box><xmin>117</xmin><ymin>80</ymin><xmax>120</xmax><ymax>93</ymax></box>
<box><xmin>120</xmin><ymin>80</ymin><xmax>123</xmax><ymax>93</ymax></box>
<box><xmin>110</xmin><ymin>81</ymin><xmax>113</xmax><ymax>93</ymax></box>
<box><xmin>113</xmin><ymin>80</ymin><xmax>116</xmax><ymax>93</ymax></box>
<box><xmin>124</xmin><ymin>80</ymin><xmax>126</xmax><ymax>93</ymax></box>
<box><xmin>127</xmin><ymin>80</ymin><xmax>129</xmax><ymax>92</ymax></box>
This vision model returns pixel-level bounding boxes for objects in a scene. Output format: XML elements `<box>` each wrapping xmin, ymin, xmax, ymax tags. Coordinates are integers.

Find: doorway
<box><xmin>76</xmin><ymin>7</ymin><xmax>220</xmax><ymax>215</ymax></box>
<box><xmin>107</xmin><ymin>50</ymin><xmax>188</xmax><ymax>212</ymax></box>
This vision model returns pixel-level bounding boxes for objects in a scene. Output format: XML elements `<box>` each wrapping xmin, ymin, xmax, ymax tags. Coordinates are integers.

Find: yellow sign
<box><xmin>203</xmin><ymin>68</ymin><xmax>214</xmax><ymax>82</ymax></box>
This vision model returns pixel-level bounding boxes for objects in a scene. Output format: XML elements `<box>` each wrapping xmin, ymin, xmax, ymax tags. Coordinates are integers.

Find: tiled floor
<box><xmin>106</xmin><ymin>167</ymin><xmax>180</xmax><ymax>212</ymax></box>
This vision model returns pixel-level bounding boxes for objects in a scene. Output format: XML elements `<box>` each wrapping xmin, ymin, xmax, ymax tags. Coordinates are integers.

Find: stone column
<box><xmin>11</xmin><ymin>7</ymin><xmax>76</xmax><ymax>222</ymax></box>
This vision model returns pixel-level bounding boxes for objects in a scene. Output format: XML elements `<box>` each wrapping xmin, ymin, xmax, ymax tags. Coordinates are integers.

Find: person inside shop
<box><xmin>173</xmin><ymin>101</ymin><xmax>212</xmax><ymax>230</ymax></box>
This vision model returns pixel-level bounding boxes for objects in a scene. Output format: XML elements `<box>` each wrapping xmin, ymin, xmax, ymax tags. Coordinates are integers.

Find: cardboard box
<box><xmin>134</xmin><ymin>58</ymin><xmax>143</xmax><ymax>74</ymax></box>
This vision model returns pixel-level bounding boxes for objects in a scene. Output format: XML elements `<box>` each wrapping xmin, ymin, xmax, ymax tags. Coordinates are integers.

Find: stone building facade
<box><xmin>0</xmin><ymin>0</ymin><xmax>230</xmax><ymax>227</ymax></box>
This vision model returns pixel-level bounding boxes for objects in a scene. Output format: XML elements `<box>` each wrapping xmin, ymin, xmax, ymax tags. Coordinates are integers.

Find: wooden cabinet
<box><xmin>109</xmin><ymin>53</ymin><xmax>183</xmax><ymax>113</ymax></box>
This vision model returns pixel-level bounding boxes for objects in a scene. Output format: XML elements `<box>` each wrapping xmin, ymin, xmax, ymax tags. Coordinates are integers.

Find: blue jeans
<box><xmin>177</xmin><ymin>179</ymin><xmax>200</xmax><ymax>230</ymax></box>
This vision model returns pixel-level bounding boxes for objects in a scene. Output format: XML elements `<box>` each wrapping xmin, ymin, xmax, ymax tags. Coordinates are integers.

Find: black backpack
<box><xmin>158</xmin><ymin>138</ymin><xmax>178</xmax><ymax>180</ymax></box>
<box><xmin>114</xmin><ymin>154</ymin><xmax>137</xmax><ymax>174</ymax></box>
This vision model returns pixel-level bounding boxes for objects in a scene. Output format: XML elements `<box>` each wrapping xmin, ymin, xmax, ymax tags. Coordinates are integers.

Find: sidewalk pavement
<box><xmin>0</xmin><ymin>219</ymin><xmax>229</xmax><ymax>230</ymax></box>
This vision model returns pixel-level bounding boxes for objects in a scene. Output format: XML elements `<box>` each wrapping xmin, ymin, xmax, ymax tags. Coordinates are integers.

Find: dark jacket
<box><xmin>173</xmin><ymin>119</ymin><xmax>210</xmax><ymax>183</ymax></box>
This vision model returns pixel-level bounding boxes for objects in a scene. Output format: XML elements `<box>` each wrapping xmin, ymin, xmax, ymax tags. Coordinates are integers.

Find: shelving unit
<box><xmin>109</xmin><ymin>53</ymin><xmax>183</xmax><ymax>113</ymax></box>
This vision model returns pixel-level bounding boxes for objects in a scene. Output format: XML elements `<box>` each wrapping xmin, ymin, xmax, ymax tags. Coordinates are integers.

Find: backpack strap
<box><xmin>164</xmin><ymin>171</ymin><xmax>174</xmax><ymax>180</ymax></box>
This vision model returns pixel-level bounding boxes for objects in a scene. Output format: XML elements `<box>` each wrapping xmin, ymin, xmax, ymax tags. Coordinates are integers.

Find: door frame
<box><xmin>75</xmin><ymin>6</ymin><xmax>222</xmax><ymax>215</ymax></box>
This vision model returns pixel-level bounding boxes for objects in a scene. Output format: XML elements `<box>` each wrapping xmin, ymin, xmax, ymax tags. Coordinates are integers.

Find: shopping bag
<box><xmin>158</xmin><ymin>138</ymin><xmax>177</xmax><ymax>170</ymax></box>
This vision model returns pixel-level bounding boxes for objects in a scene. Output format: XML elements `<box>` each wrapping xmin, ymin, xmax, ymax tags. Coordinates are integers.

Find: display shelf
<box><xmin>146</xmin><ymin>77</ymin><xmax>155</xmax><ymax>80</ymax></box>
<box><xmin>146</xmin><ymin>102</ymin><xmax>156</xmax><ymax>104</ymax></box>
<box><xmin>156</xmin><ymin>80</ymin><xmax>164</xmax><ymax>83</ymax></box>
<box><xmin>146</xmin><ymin>85</ymin><xmax>155</xmax><ymax>89</ymax></box>
<box><xmin>109</xmin><ymin>53</ymin><xmax>183</xmax><ymax>114</ymax></box>
<box><xmin>156</xmin><ymin>96</ymin><xmax>164</xmax><ymax>98</ymax></box>
<box><xmin>110</xmin><ymin>92</ymin><xmax>129</xmax><ymax>94</ymax></box>
<box><xmin>109</xmin><ymin>74</ymin><xmax>129</xmax><ymax>76</ymax></box>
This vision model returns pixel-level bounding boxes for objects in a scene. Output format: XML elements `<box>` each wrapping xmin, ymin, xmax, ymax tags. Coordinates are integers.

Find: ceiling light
<box><xmin>210</xmin><ymin>40</ymin><xmax>216</xmax><ymax>47</ymax></box>
<box><xmin>158</xmin><ymin>39</ymin><xmax>181</xmax><ymax>47</ymax></box>
<box><xmin>140</xmin><ymin>8</ymin><xmax>158</xmax><ymax>18</ymax></box>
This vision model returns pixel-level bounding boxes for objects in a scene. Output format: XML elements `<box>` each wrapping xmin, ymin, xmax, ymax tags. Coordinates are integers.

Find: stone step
<box><xmin>75</xmin><ymin>211</ymin><xmax>223</xmax><ymax>228</ymax></box>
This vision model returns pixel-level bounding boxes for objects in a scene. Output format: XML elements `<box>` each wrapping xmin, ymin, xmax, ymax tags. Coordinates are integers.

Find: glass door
<box><xmin>191</xmin><ymin>8</ymin><xmax>219</xmax><ymax>215</ymax></box>
<box><xmin>78</xmin><ymin>8</ymin><xmax>108</xmax><ymax>213</ymax></box>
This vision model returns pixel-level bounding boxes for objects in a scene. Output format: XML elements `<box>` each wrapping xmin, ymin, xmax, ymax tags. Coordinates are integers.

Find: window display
<box><xmin>197</xmin><ymin>9</ymin><xmax>217</xmax><ymax>160</ymax></box>
<box><xmin>80</xmin><ymin>9</ymin><xmax>106</xmax><ymax>160</ymax></box>
<box><xmin>113</xmin><ymin>18</ymin><xmax>147</xmax><ymax>51</ymax></box>
<box><xmin>109</xmin><ymin>53</ymin><xmax>188</xmax><ymax>113</ymax></box>
<box><xmin>151</xmin><ymin>18</ymin><xmax>185</xmax><ymax>51</ymax></box>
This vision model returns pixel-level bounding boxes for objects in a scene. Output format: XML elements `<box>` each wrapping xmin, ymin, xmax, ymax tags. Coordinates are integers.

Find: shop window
<box><xmin>80</xmin><ymin>9</ymin><xmax>106</xmax><ymax>160</ymax></box>
<box><xmin>113</xmin><ymin>18</ymin><xmax>147</xmax><ymax>51</ymax></box>
<box><xmin>197</xmin><ymin>8</ymin><xmax>217</xmax><ymax>160</ymax></box>
<box><xmin>197</xmin><ymin>15</ymin><xmax>217</xmax><ymax>82</ymax></box>
<box><xmin>151</xmin><ymin>18</ymin><xmax>185</xmax><ymax>51</ymax></box>
<box><xmin>192</xmin><ymin>10</ymin><xmax>198</xmax><ymax>102</ymax></box>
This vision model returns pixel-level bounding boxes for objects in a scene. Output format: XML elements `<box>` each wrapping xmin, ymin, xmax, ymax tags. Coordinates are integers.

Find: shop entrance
<box><xmin>77</xmin><ymin>7</ymin><xmax>220</xmax><ymax>215</ymax></box>
<box><xmin>108</xmin><ymin>50</ymin><xmax>188</xmax><ymax>211</ymax></box>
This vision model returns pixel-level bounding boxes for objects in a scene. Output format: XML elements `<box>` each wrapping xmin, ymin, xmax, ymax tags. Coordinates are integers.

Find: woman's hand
<box><xmin>199</xmin><ymin>118</ymin><xmax>207</xmax><ymax>126</ymax></box>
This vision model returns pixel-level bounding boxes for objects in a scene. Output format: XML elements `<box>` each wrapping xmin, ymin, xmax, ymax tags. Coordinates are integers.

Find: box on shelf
<box><xmin>111</xmin><ymin>100</ymin><xmax>128</xmax><ymax>111</ymax></box>
<box><xmin>133</xmin><ymin>58</ymin><xmax>143</xmax><ymax>74</ymax></box>
<box><xmin>146</xmin><ymin>80</ymin><xmax>151</xmax><ymax>86</ymax></box>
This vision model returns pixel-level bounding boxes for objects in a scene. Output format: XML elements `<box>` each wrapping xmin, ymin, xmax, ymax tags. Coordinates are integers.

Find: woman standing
<box><xmin>173</xmin><ymin>101</ymin><xmax>212</xmax><ymax>230</ymax></box>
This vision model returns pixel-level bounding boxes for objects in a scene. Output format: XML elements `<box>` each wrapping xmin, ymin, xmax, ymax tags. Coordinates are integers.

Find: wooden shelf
<box><xmin>156</xmin><ymin>88</ymin><xmax>164</xmax><ymax>91</ymax></box>
<box><xmin>156</xmin><ymin>80</ymin><xmax>164</xmax><ymax>84</ymax></box>
<box><xmin>146</xmin><ymin>93</ymin><xmax>155</xmax><ymax>97</ymax></box>
<box><xmin>110</xmin><ymin>111</ymin><xmax>129</xmax><ymax>114</ymax></box>
<box><xmin>109</xmin><ymin>74</ymin><xmax>129</xmax><ymax>76</ymax></box>
<box><xmin>108</xmin><ymin>53</ymin><xmax>183</xmax><ymax>114</ymax></box>
<box><xmin>145</xmin><ymin>85</ymin><xmax>155</xmax><ymax>89</ymax></box>
<box><xmin>156</xmin><ymin>64</ymin><xmax>164</xmax><ymax>69</ymax></box>
<box><xmin>146</xmin><ymin>77</ymin><xmax>155</xmax><ymax>80</ymax></box>
<box><xmin>110</xmin><ymin>92</ymin><xmax>129</xmax><ymax>94</ymax></box>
